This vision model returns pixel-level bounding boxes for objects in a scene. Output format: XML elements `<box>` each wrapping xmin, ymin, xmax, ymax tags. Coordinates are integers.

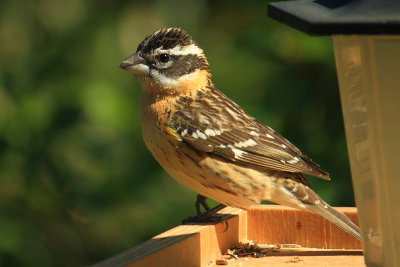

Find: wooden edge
<box><xmin>208</xmin><ymin>247</ymin><xmax>365</xmax><ymax>267</ymax></box>
<box><xmin>92</xmin><ymin>205</ymin><xmax>362</xmax><ymax>267</ymax></box>
<box><xmin>247</xmin><ymin>205</ymin><xmax>362</xmax><ymax>249</ymax></box>
<box><xmin>92</xmin><ymin>207</ymin><xmax>246</xmax><ymax>267</ymax></box>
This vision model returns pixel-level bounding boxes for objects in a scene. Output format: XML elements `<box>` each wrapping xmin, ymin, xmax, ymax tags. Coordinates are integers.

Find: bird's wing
<box><xmin>168</xmin><ymin>91</ymin><xmax>330</xmax><ymax>180</ymax></box>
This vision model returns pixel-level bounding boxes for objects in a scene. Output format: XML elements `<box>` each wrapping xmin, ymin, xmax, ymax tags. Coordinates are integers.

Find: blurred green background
<box><xmin>0</xmin><ymin>0</ymin><xmax>355</xmax><ymax>266</ymax></box>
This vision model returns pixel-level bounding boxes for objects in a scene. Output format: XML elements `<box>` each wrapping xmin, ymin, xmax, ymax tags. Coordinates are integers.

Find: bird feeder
<box><xmin>268</xmin><ymin>0</ymin><xmax>400</xmax><ymax>266</ymax></box>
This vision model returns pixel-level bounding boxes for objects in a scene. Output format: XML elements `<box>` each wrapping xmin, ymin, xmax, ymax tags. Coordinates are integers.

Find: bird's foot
<box><xmin>182</xmin><ymin>204</ymin><xmax>226</xmax><ymax>224</ymax></box>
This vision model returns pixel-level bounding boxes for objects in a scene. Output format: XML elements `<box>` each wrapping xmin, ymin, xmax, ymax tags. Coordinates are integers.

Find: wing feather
<box><xmin>168</xmin><ymin>89</ymin><xmax>330</xmax><ymax>180</ymax></box>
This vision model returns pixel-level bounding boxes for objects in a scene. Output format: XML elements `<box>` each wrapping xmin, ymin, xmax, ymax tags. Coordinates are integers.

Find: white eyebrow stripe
<box><xmin>180</xmin><ymin>44</ymin><xmax>204</xmax><ymax>55</ymax></box>
<box><xmin>154</xmin><ymin>44</ymin><xmax>203</xmax><ymax>56</ymax></box>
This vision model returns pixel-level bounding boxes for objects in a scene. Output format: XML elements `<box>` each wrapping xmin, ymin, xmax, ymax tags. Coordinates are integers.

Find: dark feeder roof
<box><xmin>268</xmin><ymin>0</ymin><xmax>400</xmax><ymax>35</ymax></box>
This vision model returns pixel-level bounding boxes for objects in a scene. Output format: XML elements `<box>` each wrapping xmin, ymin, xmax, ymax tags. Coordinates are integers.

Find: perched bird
<box><xmin>120</xmin><ymin>28</ymin><xmax>360</xmax><ymax>240</ymax></box>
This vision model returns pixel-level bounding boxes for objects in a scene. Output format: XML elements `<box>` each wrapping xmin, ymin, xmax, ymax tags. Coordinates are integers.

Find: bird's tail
<box><xmin>276</xmin><ymin>173</ymin><xmax>361</xmax><ymax>240</ymax></box>
<box><xmin>305</xmin><ymin>201</ymin><xmax>361</xmax><ymax>240</ymax></box>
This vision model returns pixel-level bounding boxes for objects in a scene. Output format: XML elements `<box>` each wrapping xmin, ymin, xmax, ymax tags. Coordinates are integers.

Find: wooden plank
<box><xmin>93</xmin><ymin>207</ymin><xmax>246</xmax><ymax>267</ymax></box>
<box><xmin>247</xmin><ymin>205</ymin><xmax>362</xmax><ymax>249</ymax></box>
<box><xmin>209</xmin><ymin>247</ymin><xmax>365</xmax><ymax>266</ymax></box>
<box><xmin>92</xmin><ymin>205</ymin><xmax>362</xmax><ymax>267</ymax></box>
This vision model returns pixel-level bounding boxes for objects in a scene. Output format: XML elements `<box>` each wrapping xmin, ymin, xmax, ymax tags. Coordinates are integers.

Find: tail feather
<box><xmin>305</xmin><ymin>203</ymin><xmax>361</xmax><ymax>240</ymax></box>
<box><xmin>280</xmin><ymin>174</ymin><xmax>361</xmax><ymax>240</ymax></box>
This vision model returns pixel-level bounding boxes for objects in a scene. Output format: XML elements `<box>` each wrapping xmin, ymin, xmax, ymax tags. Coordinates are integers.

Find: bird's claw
<box><xmin>182</xmin><ymin>203</ymin><xmax>226</xmax><ymax>224</ymax></box>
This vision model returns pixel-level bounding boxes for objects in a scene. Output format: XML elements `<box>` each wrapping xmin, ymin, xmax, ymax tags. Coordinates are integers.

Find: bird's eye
<box><xmin>158</xmin><ymin>53</ymin><xmax>170</xmax><ymax>63</ymax></box>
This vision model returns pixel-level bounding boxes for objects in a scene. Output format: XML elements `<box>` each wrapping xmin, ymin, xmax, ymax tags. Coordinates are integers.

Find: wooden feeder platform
<box><xmin>93</xmin><ymin>205</ymin><xmax>364</xmax><ymax>267</ymax></box>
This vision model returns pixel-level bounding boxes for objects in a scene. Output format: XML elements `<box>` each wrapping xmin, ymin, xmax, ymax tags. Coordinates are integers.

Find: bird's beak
<box><xmin>120</xmin><ymin>53</ymin><xmax>149</xmax><ymax>76</ymax></box>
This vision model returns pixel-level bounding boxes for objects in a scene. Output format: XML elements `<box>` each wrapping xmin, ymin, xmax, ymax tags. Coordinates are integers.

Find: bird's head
<box><xmin>120</xmin><ymin>28</ymin><xmax>211</xmax><ymax>94</ymax></box>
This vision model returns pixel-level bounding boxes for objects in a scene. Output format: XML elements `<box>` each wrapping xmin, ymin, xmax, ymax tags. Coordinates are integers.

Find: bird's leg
<box><xmin>182</xmin><ymin>196</ymin><xmax>226</xmax><ymax>224</ymax></box>
<box><xmin>195</xmin><ymin>194</ymin><xmax>210</xmax><ymax>215</ymax></box>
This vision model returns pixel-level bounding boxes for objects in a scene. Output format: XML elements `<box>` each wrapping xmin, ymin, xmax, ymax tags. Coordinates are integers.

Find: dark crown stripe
<box><xmin>138</xmin><ymin>28</ymin><xmax>194</xmax><ymax>54</ymax></box>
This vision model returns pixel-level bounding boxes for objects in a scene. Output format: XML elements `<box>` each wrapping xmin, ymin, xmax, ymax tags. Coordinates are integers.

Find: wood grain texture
<box><xmin>247</xmin><ymin>205</ymin><xmax>362</xmax><ymax>249</ymax></box>
<box><xmin>92</xmin><ymin>205</ymin><xmax>362</xmax><ymax>267</ymax></box>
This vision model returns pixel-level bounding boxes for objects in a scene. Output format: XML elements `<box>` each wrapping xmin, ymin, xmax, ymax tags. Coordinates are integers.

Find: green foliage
<box><xmin>0</xmin><ymin>0</ymin><xmax>354</xmax><ymax>266</ymax></box>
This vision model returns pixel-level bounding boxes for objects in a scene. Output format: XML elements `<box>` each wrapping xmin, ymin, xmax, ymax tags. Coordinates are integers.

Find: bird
<box><xmin>120</xmin><ymin>27</ymin><xmax>361</xmax><ymax>240</ymax></box>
